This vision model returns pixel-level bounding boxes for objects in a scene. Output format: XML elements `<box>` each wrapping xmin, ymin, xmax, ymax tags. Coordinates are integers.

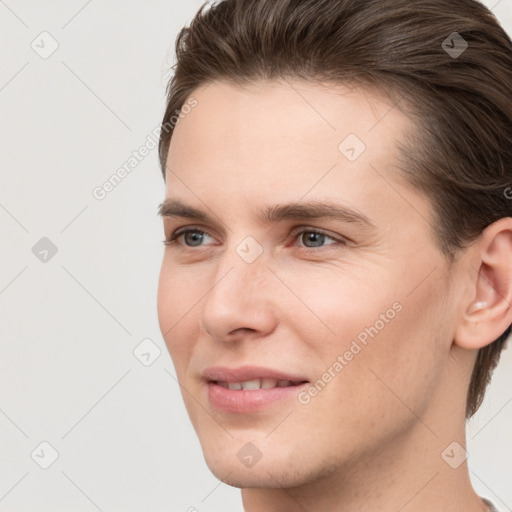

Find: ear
<box><xmin>454</xmin><ymin>217</ymin><xmax>512</xmax><ymax>350</ymax></box>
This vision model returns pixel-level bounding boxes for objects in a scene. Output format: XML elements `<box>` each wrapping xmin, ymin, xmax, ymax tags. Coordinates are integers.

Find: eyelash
<box><xmin>162</xmin><ymin>226</ymin><xmax>346</xmax><ymax>253</ymax></box>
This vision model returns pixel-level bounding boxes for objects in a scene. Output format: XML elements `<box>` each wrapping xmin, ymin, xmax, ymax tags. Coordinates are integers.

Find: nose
<box><xmin>200</xmin><ymin>247</ymin><xmax>278</xmax><ymax>343</ymax></box>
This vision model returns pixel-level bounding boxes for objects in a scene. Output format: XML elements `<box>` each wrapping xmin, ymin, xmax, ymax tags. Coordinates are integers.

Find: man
<box><xmin>157</xmin><ymin>0</ymin><xmax>512</xmax><ymax>510</ymax></box>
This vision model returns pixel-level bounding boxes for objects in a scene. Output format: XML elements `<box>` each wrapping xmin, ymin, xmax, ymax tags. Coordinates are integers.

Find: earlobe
<box><xmin>454</xmin><ymin>218</ymin><xmax>512</xmax><ymax>350</ymax></box>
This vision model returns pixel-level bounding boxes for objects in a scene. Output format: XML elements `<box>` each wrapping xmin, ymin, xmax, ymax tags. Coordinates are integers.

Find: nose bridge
<box><xmin>212</xmin><ymin>234</ymin><xmax>270</xmax><ymax>298</ymax></box>
<box><xmin>200</xmin><ymin>237</ymin><xmax>277</xmax><ymax>339</ymax></box>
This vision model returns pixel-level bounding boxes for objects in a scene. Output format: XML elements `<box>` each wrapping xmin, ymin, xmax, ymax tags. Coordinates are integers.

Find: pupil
<box><xmin>303</xmin><ymin>232</ymin><xmax>324</xmax><ymax>247</ymax></box>
<box><xmin>185</xmin><ymin>232</ymin><xmax>203</xmax><ymax>246</ymax></box>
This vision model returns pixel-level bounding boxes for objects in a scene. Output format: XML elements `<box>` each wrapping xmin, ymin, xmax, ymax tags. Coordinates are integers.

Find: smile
<box><xmin>214</xmin><ymin>378</ymin><xmax>305</xmax><ymax>390</ymax></box>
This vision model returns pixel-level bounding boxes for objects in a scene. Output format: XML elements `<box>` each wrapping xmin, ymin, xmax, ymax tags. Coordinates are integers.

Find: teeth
<box><xmin>241</xmin><ymin>379</ymin><xmax>260</xmax><ymax>390</ymax></box>
<box><xmin>216</xmin><ymin>378</ymin><xmax>297</xmax><ymax>390</ymax></box>
<box><xmin>261</xmin><ymin>378</ymin><xmax>278</xmax><ymax>389</ymax></box>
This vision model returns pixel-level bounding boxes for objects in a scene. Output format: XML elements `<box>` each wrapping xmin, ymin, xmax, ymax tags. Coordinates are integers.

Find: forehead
<box><xmin>164</xmin><ymin>78</ymin><xmax>429</xmax><ymax>232</ymax></box>
<box><xmin>167</xmin><ymin>78</ymin><xmax>408</xmax><ymax>172</ymax></box>
<box><xmin>169</xmin><ymin>78</ymin><xmax>406</xmax><ymax>158</ymax></box>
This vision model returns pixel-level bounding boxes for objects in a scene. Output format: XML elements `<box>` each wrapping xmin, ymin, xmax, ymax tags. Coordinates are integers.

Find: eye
<box><xmin>290</xmin><ymin>228</ymin><xmax>347</xmax><ymax>254</ymax></box>
<box><xmin>295</xmin><ymin>229</ymin><xmax>339</xmax><ymax>249</ymax></box>
<box><xmin>164</xmin><ymin>226</ymin><xmax>345</xmax><ymax>252</ymax></box>
<box><xmin>164</xmin><ymin>227</ymin><xmax>216</xmax><ymax>247</ymax></box>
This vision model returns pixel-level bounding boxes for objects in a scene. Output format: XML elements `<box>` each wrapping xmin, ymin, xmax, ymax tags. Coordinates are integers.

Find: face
<box><xmin>157</xmin><ymin>79</ymin><xmax>459</xmax><ymax>488</ymax></box>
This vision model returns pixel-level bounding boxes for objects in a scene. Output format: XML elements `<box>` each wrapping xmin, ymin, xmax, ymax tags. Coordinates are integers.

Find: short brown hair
<box><xmin>158</xmin><ymin>0</ymin><xmax>512</xmax><ymax>418</ymax></box>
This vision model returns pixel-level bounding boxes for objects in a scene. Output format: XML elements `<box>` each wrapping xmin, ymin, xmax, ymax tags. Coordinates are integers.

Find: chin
<box><xmin>205</xmin><ymin>459</ymin><xmax>305</xmax><ymax>489</ymax></box>
<box><xmin>200</xmin><ymin>440</ymin><xmax>323</xmax><ymax>489</ymax></box>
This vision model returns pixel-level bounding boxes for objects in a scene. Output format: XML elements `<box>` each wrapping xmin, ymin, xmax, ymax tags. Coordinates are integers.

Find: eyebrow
<box><xmin>158</xmin><ymin>198</ymin><xmax>376</xmax><ymax>230</ymax></box>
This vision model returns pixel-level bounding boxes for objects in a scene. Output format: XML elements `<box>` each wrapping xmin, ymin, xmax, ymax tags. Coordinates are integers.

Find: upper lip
<box><xmin>202</xmin><ymin>365</ymin><xmax>309</xmax><ymax>384</ymax></box>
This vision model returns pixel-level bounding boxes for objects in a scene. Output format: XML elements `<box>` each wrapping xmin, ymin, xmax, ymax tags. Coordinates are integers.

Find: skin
<box><xmin>157</xmin><ymin>79</ymin><xmax>512</xmax><ymax>512</ymax></box>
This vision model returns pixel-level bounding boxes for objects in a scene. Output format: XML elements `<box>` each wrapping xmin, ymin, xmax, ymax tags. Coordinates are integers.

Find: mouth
<box><xmin>202</xmin><ymin>366</ymin><xmax>310</xmax><ymax>413</ymax></box>
<box><xmin>212</xmin><ymin>378</ymin><xmax>308</xmax><ymax>390</ymax></box>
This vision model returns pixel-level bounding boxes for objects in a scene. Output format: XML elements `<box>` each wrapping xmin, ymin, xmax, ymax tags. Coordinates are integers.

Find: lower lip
<box><xmin>207</xmin><ymin>381</ymin><xmax>309</xmax><ymax>413</ymax></box>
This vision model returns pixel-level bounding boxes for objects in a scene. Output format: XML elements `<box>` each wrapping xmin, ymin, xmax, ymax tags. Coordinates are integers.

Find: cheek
<box><xmin>157</xmin><ymin>259</ymin><xmax>198</xmax><ymax>369</ymax></box>
<box><xmin>288</xmin><ymin>265</ymin><xmax>450</xmax><ymax>420</ymax></box>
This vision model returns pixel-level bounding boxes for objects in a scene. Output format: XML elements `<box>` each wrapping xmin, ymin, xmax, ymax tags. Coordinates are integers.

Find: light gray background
<box><xmin>1</xmin><ymin>1</ymin><xmax>511</xmax><ymax>511</ymax></box>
